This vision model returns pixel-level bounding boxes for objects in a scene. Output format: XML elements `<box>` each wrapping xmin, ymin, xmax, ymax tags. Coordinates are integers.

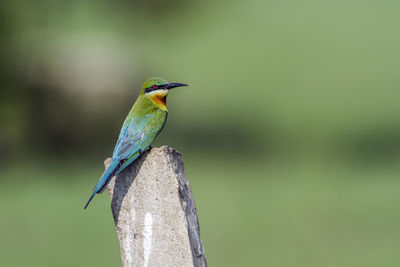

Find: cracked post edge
<box><xmin>167</xmin><ymin>147</ymin><xmax>207</xmax><ymax>267</ymax></box>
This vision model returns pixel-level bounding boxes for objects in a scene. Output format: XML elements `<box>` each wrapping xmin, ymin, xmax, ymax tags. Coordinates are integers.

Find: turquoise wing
<box><xmin>112</xmin><ymin>113</ymin><xmax>165</xmax><ymax>174</ymax></box>
<box><xmin>112</xmin><ymin>114</ymin><xmax>152</xmax><ymax>159</ymax></box>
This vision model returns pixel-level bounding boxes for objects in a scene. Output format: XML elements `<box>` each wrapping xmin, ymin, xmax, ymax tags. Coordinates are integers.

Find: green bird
<box><xmin>84</xmin><ymin>77</ymin><xmax>187</xmax><ymax>209</ymax></box>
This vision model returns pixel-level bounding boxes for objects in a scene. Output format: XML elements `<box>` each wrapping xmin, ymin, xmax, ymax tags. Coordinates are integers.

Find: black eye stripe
<box><xmin>144</xmin><ymin>84</ymin><xmax>167</xmax><ymax>93</ymax></box>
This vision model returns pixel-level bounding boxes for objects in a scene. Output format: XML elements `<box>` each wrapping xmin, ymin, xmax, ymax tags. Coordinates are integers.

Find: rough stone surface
<box><xmin>105</xmin><ymin>146</ymin><xmax>207</xmax><ymax>267</ymax></box>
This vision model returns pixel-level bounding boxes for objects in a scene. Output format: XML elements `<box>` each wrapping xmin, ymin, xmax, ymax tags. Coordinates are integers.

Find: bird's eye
<box><xmin>152</xmin><ymin>84</ymin><xmax>158</xmax><ymax>89</ymax></box>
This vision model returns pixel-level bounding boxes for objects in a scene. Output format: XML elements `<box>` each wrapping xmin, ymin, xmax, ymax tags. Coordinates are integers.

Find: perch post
<box><xmin>105</xmin><ymin>146</ymin><xmax>207</xmax><ymax>267</ymax></box>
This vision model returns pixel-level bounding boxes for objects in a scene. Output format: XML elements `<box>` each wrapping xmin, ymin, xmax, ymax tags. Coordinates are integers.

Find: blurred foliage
<box><xmin>1</xmin><ymin>0</ymin><xmax>400</xmax><ymax>162</ymax></box>
<box><xmin>1</xmin><ymin>0</ymin><xmax>400</xmax><ymax>266</ymax></box>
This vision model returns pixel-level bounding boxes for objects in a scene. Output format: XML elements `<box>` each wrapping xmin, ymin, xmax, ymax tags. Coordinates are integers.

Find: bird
<box><xmin>84</xmin><ymin>77</ymin><xmax>187</xmax><ymax>209</ymax></box>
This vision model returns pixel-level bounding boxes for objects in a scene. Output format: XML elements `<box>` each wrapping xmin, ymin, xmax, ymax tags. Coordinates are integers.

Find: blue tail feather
<box><xmin>83</xmin><ymin>160</ymin><xmax>120</xmax><ymax>209</ymax></box>
<box><xmin>84</xmin><ymin>192</ymin><xmax>96</xmax><ymax>209</ymax></box>
<box><xmin>115</xmin><ymin>152</ymin><xmax>141</xmax><ymax>175</ymax></box>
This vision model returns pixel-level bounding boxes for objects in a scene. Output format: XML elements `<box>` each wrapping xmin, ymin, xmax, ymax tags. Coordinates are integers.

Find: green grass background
<box><xmin>1</xmin><ymin>156</ymin><xmax>400</xmax><ymax>267</ymax></box>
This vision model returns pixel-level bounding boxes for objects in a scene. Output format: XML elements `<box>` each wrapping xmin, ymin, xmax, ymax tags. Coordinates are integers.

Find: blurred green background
<box><xmin>1</xmin><ymin>0</ymin><xmax>400</xmax><ymax>266</ymax></box>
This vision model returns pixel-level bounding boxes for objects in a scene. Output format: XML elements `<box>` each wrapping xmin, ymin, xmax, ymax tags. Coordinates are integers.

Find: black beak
<box><xmin>165</xmin><ymin>83</ymin><xmax>188</xmax><ymax>90</ymax></box>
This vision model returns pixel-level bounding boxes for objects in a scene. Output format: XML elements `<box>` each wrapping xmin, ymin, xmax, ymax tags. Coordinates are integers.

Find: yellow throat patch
<box><xmin>149</xmin><ymin>90</ymin><xmax>168</xmax><ymax>111</ymax></box>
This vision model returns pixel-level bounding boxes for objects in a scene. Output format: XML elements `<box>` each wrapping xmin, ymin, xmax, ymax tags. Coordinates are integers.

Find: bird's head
<box><xmin>140</xmin><ymin>77</ymin><xmax>188</xmax><ymax>111</ymax></box>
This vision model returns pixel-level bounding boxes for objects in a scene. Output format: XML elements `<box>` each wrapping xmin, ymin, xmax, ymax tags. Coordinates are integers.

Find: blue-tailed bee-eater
<box><xmin>84</xmin><ymin>77</ymin><xmax>187</xmax><ymax>209</ymax></box>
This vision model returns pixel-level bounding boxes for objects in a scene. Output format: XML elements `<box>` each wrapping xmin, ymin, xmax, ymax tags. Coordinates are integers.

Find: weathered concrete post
<box><xmin>105</xmin><ymin>146</ymin><xmax>207</xmax><ymax>267</ymax></box>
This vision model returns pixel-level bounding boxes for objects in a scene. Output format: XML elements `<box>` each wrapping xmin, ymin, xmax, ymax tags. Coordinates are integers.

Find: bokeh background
<box><xmin>1</xmin><ymin>0</ymin><xmax>400</xmax><ymax>266</ymax></box>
